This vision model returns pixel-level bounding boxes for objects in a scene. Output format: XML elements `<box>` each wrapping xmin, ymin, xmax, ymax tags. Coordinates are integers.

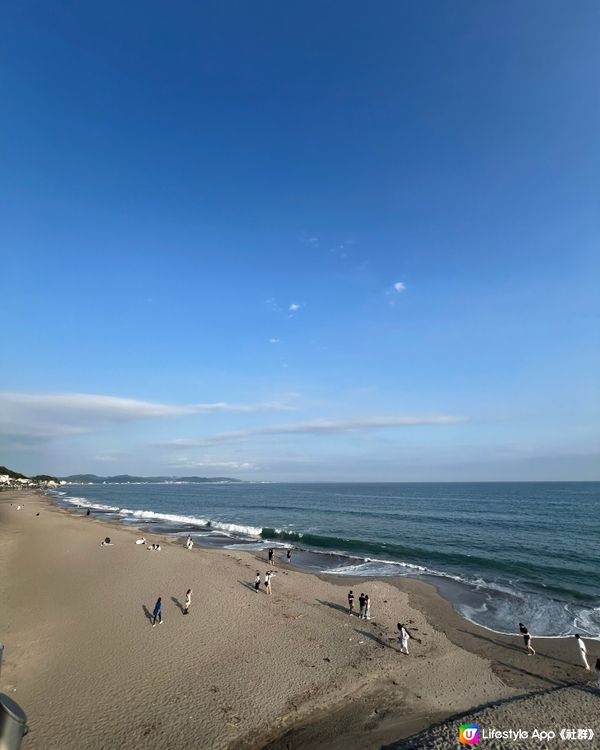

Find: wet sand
<box><xmin>0</xmin><ymin>490</ymin><xmax>597</xmax><ymax>749</ymax></box>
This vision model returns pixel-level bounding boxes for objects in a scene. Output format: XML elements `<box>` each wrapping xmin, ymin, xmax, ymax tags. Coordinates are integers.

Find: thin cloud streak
<box><xmin>0</xmin><ymin>392</ymin><xmax>296</xmax><ymax>441</ymax></box>
<box><xmin>159</xmin><ymin>415</ymin><xmax>467</xmax><ymax>448</ymax></box>
<box><xmin>167</xmin><ymin>458</ymin><xmax>257</xmax><ymax>470</ymax></box>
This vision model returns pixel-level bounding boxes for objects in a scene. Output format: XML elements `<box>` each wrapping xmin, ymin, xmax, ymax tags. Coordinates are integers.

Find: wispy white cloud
<box><xmin>269</xmin><ymin>337</ymin><xmax>280</xmax><ymax>344</ymax></box>
<box><xmin>393</xmin><ymin>281</ymin><xmax>406</xmax><ymax>292</ymax></box>
<box><xmin>0</xmin><ymin>392</ymin><xmax>295</xmax><ymax>440</ymax></box>
<box><xmin>92</xmin><ymin>452</ymin><xmax>128</xmax><ymax>462</ymax></box>
<box><xmin>167</xmin><ymin>457</ymin><xmax>257</xmax><ymax>470</ymax></box>
<box><xmin>0</xmin><ymin>393</ymin><xmax>292</xmax><ymax>419</ymax></box>
<box><xmin>158</xmin><ymin>414</ymin><xmax>467</xmax><ymax>448</ymax></box>
<box><xmin>288</xmin><ymin>303</ymin><xmax>301</xmax><ymax>312</ymax></box>
<box><xmin>265</xmin><ymin>297</ymin><xmax>281</xmax><ymax>312</ymax></box>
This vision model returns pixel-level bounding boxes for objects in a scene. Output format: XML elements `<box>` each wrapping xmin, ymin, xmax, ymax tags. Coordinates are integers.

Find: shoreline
<box><xmin>1</xmin><ymin>489</ymin><xmax>598</xmax><ymax>749</ymax></box>
<box><xmin>49</xmin><ymin>484</ymin><xmax>600</xmax><ymax>639</ymax></box>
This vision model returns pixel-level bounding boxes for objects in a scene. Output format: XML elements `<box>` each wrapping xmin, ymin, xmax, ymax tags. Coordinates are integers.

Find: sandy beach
<box><xmin>1</xmin><ymin>490</ymin><xmax>598</xmax><ymax>750</ymax></box>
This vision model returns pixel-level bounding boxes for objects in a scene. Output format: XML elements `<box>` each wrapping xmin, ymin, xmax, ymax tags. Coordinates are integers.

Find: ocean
<box><xmin>52</xmin><ymin>481</ymin><xmax>600</xmax><ymax>638</ymax></box>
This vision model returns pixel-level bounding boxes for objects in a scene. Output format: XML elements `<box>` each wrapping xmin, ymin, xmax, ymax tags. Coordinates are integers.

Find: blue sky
<box><xmin>1</xmin><ymin>1</ymin><xmax>598</xmax><ymax>480</ymax></box>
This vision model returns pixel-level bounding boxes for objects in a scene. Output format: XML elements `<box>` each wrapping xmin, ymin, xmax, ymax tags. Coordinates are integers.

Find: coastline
<box><xmin>50</xmin><ymin>481</ymin><xmax>600</xmax><ymax>640</ymax></box>
<box><xmin>1</xmin><ymin>489</ymin><xmax>598</xmax><ymax>749</ymax></box>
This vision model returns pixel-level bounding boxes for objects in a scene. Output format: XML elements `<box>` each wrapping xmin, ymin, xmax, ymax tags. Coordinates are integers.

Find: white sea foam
<box><xmin>60</xmin><ymin>496</ymin><xmax>264</xmax><ymax>537</ymax></box>
<box><xmin>210</xmin><ymin>520</ymin><xmax>263</xmax><ymax>537</ymax></box>
<box><xmin>324</xmin><ymin>556</ymin><xmax>463</xmax><ymax>581</ymax></box>
<box><xmin>63</xmin><ymin>496</ymin><xmax>121</xmax><ymax>512</ymax></box>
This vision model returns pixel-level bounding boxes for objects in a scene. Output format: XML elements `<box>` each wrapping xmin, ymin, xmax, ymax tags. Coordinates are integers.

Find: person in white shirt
<box><xmin>264</xmin><ymin>571</ymin><xmax>273</xmax><ymax>595</ymax></box>
<box><xmin>398</xmin><ymin>623</ymin><xmax>411</xmax><ymax>655</ymax></box>
<box><xmin>575</xmin><ymin>634</ymin><xmax>590</xmax><ymax>670</ymax></box>
<box><xmin>183</xmin><ymin>588</ymin><xmax>192</xmax><ymax>615</ymax></box>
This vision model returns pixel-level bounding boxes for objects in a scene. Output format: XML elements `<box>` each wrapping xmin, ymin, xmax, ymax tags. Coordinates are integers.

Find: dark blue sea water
<box><xmin>52</xmin><ymin>481</ymin><xmax>600</xmax><ymax>637</ymax></box>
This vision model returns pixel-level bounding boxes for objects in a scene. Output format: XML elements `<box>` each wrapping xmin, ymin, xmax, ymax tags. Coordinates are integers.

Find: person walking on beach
<box><xmin>348</xmin><ymin>590</ymin><xmax>354</xmax><ymax>616</ymax></box>
<box><xmin>398</xmin><ymin>623</ymin><xmax>411</xmax><ymax>654</ymax></box>
<box><xmin>152</xmin><ymin>597</ymin><xmax>162</xmax><ymax>626</ymax></box>
<box><xmin>183</xmin><ymin>589</ymin><xmax>192</xmax><ymax>615</ymax></box>
<box><xmin>254</xmin><ymin>571</ymin><xmax>261</xmax><ymax>593</ymax></box>
<box><xmin>575</xmin><ymin>634</ymin><xmax>590</xmax><ymax>670</ymax></box>
<box><xmin>265</xmin><ymin>571</ymin><xmax>273</xmax><ymax>595</ymax></box>
<box><xmin>364</xmin><ymin>595</ymin><xmax>371</xmax><ymax>621</ymax></box>
<box><xmin>287</xmin><ymin>549</ymin><xmax>292</xmax><ymax>563</ymax></box>
<box><xmin>186</xmin><ymin>535</ymin><xmax>194</xmax><ymax>550</ymax></box>
<box><xmin>519</xmin><ymin>623</ymin><xmax>535</xmax><ymax>655</ymax></box>
<box><xmin>268</xmin><ymin>548</ymin><xmax>274</xmax><ymax>566</ymax></box>
<box><xmin>358</xmin><ymin>593</ymin><xmax>366</xmax><ymax>619</ymax></box>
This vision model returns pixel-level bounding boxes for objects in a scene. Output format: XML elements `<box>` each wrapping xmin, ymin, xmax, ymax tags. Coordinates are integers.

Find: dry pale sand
<box><xmin>0</xmin><ymin>490</ymin><xmax>598</xmax><ymax>750</ymax></box>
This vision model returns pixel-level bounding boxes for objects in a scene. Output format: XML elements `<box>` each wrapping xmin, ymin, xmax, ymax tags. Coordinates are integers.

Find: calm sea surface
<box><xmin>54</xmin><ymin>481</ymin><xmax>600</xmax><ymax>637</ymax></box>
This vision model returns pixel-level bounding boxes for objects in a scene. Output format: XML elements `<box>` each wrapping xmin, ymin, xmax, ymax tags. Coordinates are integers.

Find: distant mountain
<box><xmin>61</xmin><ymin>474</ymin><xmax>242</xmax><ymax>484</ymax></box>
<box><xmin>0</xmin><ymin>465</ymin><xmax>28</xmax><ymax>479</ymax></box>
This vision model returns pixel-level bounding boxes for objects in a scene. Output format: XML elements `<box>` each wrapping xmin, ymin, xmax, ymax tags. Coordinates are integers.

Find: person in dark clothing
<box><xmin>287</xmin><ymin>549</ymin><xmax>292</xmax><ymax>563</ymax></box>
<box><xmin>254</xmin><ymin>571</ymin><xmax>261</xmax><ymax>593</ymax></box>
<box><xmin>358</xmin><ymin>593</ymin><xmax>366</xmax><ymax>619</ymax></box>
<box><xmin>348</xmin><ymin>590</ymin><xmax>355</xmax><ymax>615</ymax></box>
<box><xmin>518</xmin><ymin>623</ymin><xmax>535</xmax><ymax>655</ymax></box>
<box><xmin>268</xmin><ymin>548</ymin><xmax>274</xmax><ymax>566</ymax></box>
<box><xmin>152</xmin><ymin>597</ymin><xmax>162</xmax><ymax>626</ymax></box>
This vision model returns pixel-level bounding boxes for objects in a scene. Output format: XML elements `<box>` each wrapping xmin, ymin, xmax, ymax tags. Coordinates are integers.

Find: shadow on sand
<box><xmin>171</xmin><ymin>596</ymin><xmax>185</xmax><ymax>613</ymax></box>
<box><xmin>142</xmin><ymin>605</ymin><xmax>154</xmax><ymax>624</ymax></box>
<box><xmin>315</xmin><ymin>598</ymin><xmax>349</xmax><ymax>615</ymax></box>
<box><xmin>239</xmin><ymin>579</ymin><xmax>260</xmax><ymax>593</ymax></box>
<box><xmin>354</xmin><ymin>628</ymin><xmax>399</xmax><ymax>651</ymax></box>
<box><xmin>457</xmin><ymin>628</ymin><xmax>577</xmax><ymax>667</ymax></box>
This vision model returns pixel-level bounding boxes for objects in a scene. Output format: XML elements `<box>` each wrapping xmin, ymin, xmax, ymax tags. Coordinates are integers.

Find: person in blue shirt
<box><xmin>152</xmin><ymin>597</ymin><xmax>162</xmax><ymax>626</ymax></box>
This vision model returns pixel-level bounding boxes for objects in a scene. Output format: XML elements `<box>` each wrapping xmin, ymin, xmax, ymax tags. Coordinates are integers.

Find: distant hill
<box><xmin>1</xmin><ymin>466</ymin><xmax>60</xmax><ymax>482</ymax></box>
<box><xmin>0</xmin><ymin>465</ymin><xmax>28</xmax><ymax>479</ymax></box>
<box><xmin>62</xmin><ymin>474</ymin><xmax>242</xmax><ymax>484</ymax></box>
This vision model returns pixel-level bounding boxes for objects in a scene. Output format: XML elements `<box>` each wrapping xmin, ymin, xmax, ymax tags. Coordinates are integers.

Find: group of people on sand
<box><xmin>520</xmin><ymin>622</ymin><xmax>599</xmax><ymax>678</ymax></box>
<box><xmin>347</xmin><ymin>590</ymin><xmax>371</xmax><ymax>620</ymax></box>
<box><xmin>347</xmin><ymin>589</ymin><xmax>413</xmax><ymax>653</ymax></box>
<box><xmin>101</xmin><ymin>536</ymin><xmax>161</xmax><ymax>550</ymax></box>
<box><xmin>150</xmin><ymin>589</ymin><xmax>192</xmax><ymax>626</ymax></box>
<box><xmin>255</xmin><ymin>569</ymin><xmax>274</xmax><ymax>594</ymax></box>
<box><xmin>267</xmin><ymin>547</ymin><xmax>292</xmax><ymax>566</ymax></box>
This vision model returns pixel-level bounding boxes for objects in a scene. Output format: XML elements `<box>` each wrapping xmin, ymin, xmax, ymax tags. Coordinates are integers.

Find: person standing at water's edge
<box><xmin>348</xmin><ymin>590</ymin><xmax>354</xmax><ymax>616</ymax></box>
<box><xmin>286</xmin><ymin>548</ymin><xmax>291</xmax><ymax>563</ymax></box>
<box><xmin>268</xmin><ymin>548</ymin><xmax>274</xmax><ymax>566</ymax></box>
<box><xmin>152</xmin><ymin>597</ymin><xmax>162</xmax><ymax>626</ymax></box>
<box><xmin>519</xmin><ymin>623</ymin><xmax>535</xmax><ymax>655</ymax></box>
<box><xmin>183</xmin><ymin>589</ymin><xmax>191</xmax><ymax>615</ymax></box>
<box><xmin>575</xmin><ymin>634</ymin><xmax>590</xmax><ymax>670</ymax></box>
